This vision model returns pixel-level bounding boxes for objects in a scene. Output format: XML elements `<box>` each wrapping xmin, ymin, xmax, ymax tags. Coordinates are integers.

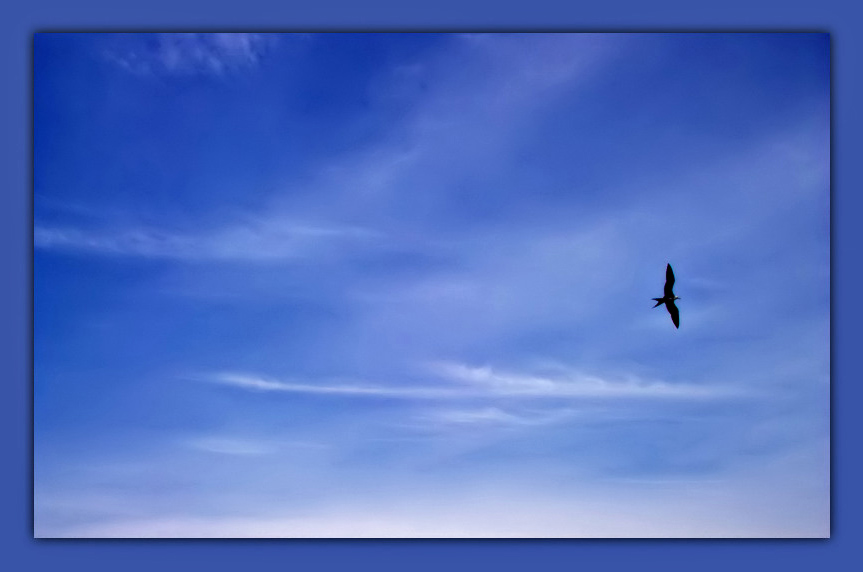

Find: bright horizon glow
<box><xmin>33</xmin><ymin>32</ymin><xmax>829</xmax><ymax>538</ymax></box>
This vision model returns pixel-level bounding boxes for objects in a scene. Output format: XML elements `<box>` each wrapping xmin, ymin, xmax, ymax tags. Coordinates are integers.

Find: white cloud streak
<box><xmin>207</xmin><ymin>372</ymin><xmax>461</xmax><ymax>399</ymax></box>
<box><xmin>33</xmin><ymin>219</ymin><xmax>381</xmax><ymax>262</ymax></box>
<box><xmin>180</xmin><ymin>435</ymin><xmax>329</xmax><ymax>455</ymax></box>
<box><xmin>182</xmin><ymin>437</ymin><xmax>278</xmax><ymax>456</ymax></box>
<box><xmin>203</xmin><ymin>363</ymin><xmax>746</xmax><ymax>401</ymax></box>
<box><xmin>421</xmin><ymin>406</ymin><xmax>577</xmax><ymax>427</ymax></box>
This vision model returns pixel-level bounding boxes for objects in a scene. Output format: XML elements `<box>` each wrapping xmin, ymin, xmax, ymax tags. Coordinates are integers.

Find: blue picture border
<box><xmin>5</xmin><ymin>1</ymin><xmax>859</xmax><ymax>570</ymax></box>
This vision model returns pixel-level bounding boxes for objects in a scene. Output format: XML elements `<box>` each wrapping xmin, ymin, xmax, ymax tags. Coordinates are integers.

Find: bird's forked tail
<box><xmin>652</xmin><ymin>298</ymin><xmax>664</xmax><ymax>308</ymax></box>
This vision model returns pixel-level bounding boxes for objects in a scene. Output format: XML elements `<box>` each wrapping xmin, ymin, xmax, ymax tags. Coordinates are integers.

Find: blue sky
<box><xmin>33</xmin><ymin>32</ymin><xmax>829</xmax><ymax>537</ymax></box>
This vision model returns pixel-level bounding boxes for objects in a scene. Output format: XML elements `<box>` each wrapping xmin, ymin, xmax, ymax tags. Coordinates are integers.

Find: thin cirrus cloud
<box><xmin>201</xmin><ymin>362</ymin><xmax>747</xmax><ymax>400</ymax></box>
<box><xmin>33</xmin><ymin>218</ymin><xmax>382</xmax><ymax>262</ymax></box>
<box><xmin>420</xmin><ymin>406</ymin><xmax>578</xmax><ymax>427</ymax></box>
<box><xmin>182</xmin><ymin>436</ymin><xmax>279</xmax><ymax>456</ymax></box>
<box><xmin>105</xmin><ymin>33</ymin><xmax>279</xmax><ymax>76</ymax></box>
<box><xmin>180</xmin><ymin>436</ymin><xmax>329</xmax><ymax>456</ymax></box>
<box><xmin>36</xmin><ymin>35</ymin><xmax>631</xmax><ymax>268</ymax></box>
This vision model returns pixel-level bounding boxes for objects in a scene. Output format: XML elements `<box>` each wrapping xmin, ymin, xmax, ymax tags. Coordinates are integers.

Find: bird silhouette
<box><xmin>652</xmin><ymin>263</ymin><xmax>680</xmax><ymax>328</ymax></box>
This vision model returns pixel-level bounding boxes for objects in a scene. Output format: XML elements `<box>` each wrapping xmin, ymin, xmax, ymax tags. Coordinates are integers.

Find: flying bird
<box><xmin>652</xmin><ymin>263</ymin><xmax>681</xmax><ymax>328</ymax></box>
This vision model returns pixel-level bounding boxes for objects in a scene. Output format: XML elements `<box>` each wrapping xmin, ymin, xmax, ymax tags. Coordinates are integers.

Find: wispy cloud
<box><xmin>421</xmin><ymin>406</ymin><xmax>576</xmax><ymax>427</ymax></box>
<box><xmin>33</xmin><ymin>218</ymin><xmax>381</xmax><ymax>262</ymax></box>
<box><xmin>433</xmin><ymin>362</ymin><xmax>748</xmax><ymax>399</ymax></box>
<box><xmin>105</xmin><ymin>33</ymin><xmax>278</xmax><ymax>76</ymax></box>
<box><xmin>205</xmin><ymin>372</ymin><xmax>459</xmax><ymax>399</ymax></box>
<box><xmin>180</xmin><ymin>435</ymin><xmax>329</xmax><ymax>455</ymax></box>
<box><xmin>182</xmin><ymin>437</ymin><xmax>278</xmax><ymax>456</ymax></box>
<box><xmin>202</xmin><ymin>363</ymin><xmax>746</xmax><ymax>401</ymax></box>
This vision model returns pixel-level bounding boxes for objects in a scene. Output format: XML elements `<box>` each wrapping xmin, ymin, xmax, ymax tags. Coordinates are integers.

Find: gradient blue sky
<box><xmin>33</xmin><ymin>32</ymin><xmax>829</xmax><ymax>538</ymax></box>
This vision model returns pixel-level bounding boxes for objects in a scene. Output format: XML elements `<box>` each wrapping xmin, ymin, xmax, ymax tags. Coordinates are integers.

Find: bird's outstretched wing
<box><xmin>666</xmin><ymin>300</ymin><xmax>680</xmax><ymax>329</ymax></box>
<box><xmin>664</xmin><ymin>263</ymin><xmax>676</xmax><ymax>298</ymax></box>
